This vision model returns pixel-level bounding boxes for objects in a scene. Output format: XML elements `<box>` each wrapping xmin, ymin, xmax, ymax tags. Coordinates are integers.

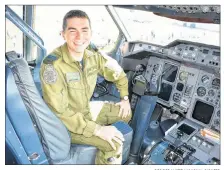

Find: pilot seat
<box><xmin>5</xmin><ymin>56</ymin><xmax>133</xmax><ymax>164</ymax></box>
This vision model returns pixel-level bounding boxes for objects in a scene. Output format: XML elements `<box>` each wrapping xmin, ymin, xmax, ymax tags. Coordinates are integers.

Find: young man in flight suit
<box><xmin>40</xmin><ymin>10</ymin><xmax>132</xmax><ymax>164</ymax></box>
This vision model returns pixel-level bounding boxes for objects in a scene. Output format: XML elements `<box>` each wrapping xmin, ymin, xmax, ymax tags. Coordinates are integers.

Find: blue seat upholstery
<box><xmin>5</xmin><ymin>58</ymin><xmax>133</xmax><ymax>164</ymax></box>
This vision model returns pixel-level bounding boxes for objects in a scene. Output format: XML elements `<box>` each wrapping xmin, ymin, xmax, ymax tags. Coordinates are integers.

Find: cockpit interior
<box><xmin>5</xmin><ymin>5</ymin><xmax>221</xmax><ymax>165</ymax></box>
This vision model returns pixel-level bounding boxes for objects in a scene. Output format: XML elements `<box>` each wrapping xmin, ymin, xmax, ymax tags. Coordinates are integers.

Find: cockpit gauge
<box><xmin>214</xmin><ymin>119</ymin><xmax>220</xmax><ymax>126</ymax></box>
<box><xmin>212</xmin><ymin>78</ymin><xmax>220</xmax><ymax>87</ymax></box>
<box><xmin>216</xmin><ymin>110</ymin><xmax>220</xmax><ymax>117</ymax></box>
<box><xmin>179</xmin><ymin>71</ymin><xmax>188</xmax><ymax>81</ymax></box>
<box><xmin>208</xmin><ymin>89</ymin><xmax>215</xmax><ymax>97</ymax></box>
<box><xmin>183</xmin><ymin>52</ymin><xmax>188</xmax><ymax>56</ymax></box>
<box><xmin>153</xmin><ymin>64</ymin><xmax>160</xmax><ymax>73</ymax></box>
<box><xmin>197</xmin><ymin>87</ymin><xmax>206</xmax><ymax>97</ymax></box>
<box><xmin>173</xmin><ymin>93</ymin><xmax>181</xmax><ymax>103</ymax></box>
<box><xmin>201</xmin><ymin>75</ymin><xmax>210</xmax><ymax>84</ymax></box>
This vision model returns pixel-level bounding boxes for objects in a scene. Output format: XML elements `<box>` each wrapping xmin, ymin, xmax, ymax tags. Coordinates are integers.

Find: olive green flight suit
<box><xmin>40</xmin><ymin>43</ymin><xmax>132</xmax><ymax>164</ymax></box>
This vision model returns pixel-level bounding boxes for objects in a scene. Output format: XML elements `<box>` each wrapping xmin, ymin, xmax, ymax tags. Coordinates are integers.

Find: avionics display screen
<box><xmin>177</xmin><ymin>124</ymin><xmax>195</xmax><ymax>135</ymax></box>
<box><xmin>192</xmin><ymin>101</ymin><xmax>214</xmax><ymax>124</ymax></box>
<box><xmin>189</xmin><ymin>47</ymin><xmax>194</xmax><ymax>51</ymax></box>
<box><xmin>212</xmin><ymin>51</ymin><xmax>220</xmax><ymax>56</ymax></box>
<box><xmin>203</xmin><ymin>49</ymin><xmax>209</xmax><ymax>54</ymax></box>
<box><xmin>162</xmin><ymin>63</ymin><xmax>178</xmax><ymax>82</ymax></box>
<box><xmin>158</xmin><ymin>83</ymin><xmax>172</xmax><ymax>101</ymax></box>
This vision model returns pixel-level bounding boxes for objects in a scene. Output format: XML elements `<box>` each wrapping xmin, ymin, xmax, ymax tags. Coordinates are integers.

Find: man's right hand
<box><xmin>94</xmin><ymin>125</ymin><xmax>124</xmax><ymax>150</ymax></box>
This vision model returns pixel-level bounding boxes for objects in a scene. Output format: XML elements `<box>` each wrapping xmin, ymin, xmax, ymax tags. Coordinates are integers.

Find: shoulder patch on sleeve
<box><xmin>87</xmin><ymin>42</ymin><xmax>98</xmax><ymax>52</ymax></box>
<box><xmin>99</xmin><ymin>51</ymin><xmax>123</xmax><ymax>80</ymax></box>
<box><xmin>43</xmin><ymin>55</ymin><xmax>58</xmax><ymax>64</ymax></box>
<box><xmin>43</xmin><ymin>64</ymin><xmax>58</xmax><ymax>84</ymax></box>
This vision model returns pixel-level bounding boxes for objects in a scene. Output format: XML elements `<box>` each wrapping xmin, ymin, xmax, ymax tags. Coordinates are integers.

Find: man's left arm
<box><xmin>97</xmin><ymin>51</ymin><xmax>131</xmax><ymax>118</ymax></box>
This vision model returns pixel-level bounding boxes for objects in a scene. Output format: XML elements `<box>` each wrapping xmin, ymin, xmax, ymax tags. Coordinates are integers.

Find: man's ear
<box><xmin>61</xmin><ymin>31</ymin><xmax>65</xmax><ymax>40</ymax></box>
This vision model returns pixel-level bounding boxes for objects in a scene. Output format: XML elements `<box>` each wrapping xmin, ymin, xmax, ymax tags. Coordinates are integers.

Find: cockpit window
<box><xmin>114</xmin><ymin>7</ymin><xmax>220</xmax><ymax>46</ymax></box>
<box><xmin>6</xmin><ymin>6</ymin><xmax>23</xmax><ymax>55</ymax></box>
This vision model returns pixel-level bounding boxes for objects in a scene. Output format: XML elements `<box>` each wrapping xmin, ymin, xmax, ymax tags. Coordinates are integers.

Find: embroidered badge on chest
<box><xmin>66</xmin><ymin>72</ymin><xmax>80</xmax><ymax>83</ymax></box>
<box><xmin>43</xmin><ymin>64</ymin><xmax>58</xmax><ymax>84</ymax></box>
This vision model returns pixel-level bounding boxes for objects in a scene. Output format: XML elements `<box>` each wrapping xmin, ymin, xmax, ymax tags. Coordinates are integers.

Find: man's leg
<box><xmin>95</xmin><ymin>102</ymin><xmax>132</xmax><ymax>125</ymax></box>
<box><xmin>93</xmin><ymin>102</ymin><xmax>132</xmax><ymax>164</ymax></box>
<box><xmin>71</xmin><ymin>101</ymin><xmax>132</xmax><ymax>164</ymax></box>
<box><xmin>71</xmin><ymin>133</ymin><xmax>122</xmax><ymax>164</ymax></box>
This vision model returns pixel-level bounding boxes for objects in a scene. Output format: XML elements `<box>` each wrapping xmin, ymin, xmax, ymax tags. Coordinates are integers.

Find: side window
<box><xmin>5</xmin><ymin>6</ymin><xmax>23</xmax><ymax>55</ymax></box>
<box><xmin>34</xmin><ymin>6</ymin><xmax>119</xmax><ymax>54</ymax></box>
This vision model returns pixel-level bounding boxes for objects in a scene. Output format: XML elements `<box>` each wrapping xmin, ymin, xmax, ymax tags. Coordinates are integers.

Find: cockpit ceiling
<box><xmin>113</xmin><ymin>5</ymin><xmax>220</xmax><ymax>24</ymax></box>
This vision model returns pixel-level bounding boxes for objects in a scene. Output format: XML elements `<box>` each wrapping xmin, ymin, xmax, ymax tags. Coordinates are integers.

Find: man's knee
<box><xmin>71</xmin><ymin>133</ymin><xmax>122</xmax><ymax>153</ymax></box>
<box><xmin>122</xmin><ymin>110</ymin><xmax>132</xmax><ymax>123</ymax></box>
<box><xmin>95</xmin><ymin>142</ymin><xmax>123</xmax><ymax>165</ymax></box>
<box><xmin>109</xmin><ymin>103</ymin><xmax>132</xmax><ymax>123</ymax></box>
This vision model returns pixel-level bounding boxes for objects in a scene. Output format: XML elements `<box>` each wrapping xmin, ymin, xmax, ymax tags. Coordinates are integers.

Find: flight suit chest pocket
<box><xmin>66</xmin><ymin>72</ymin><xmax>84</xmax><ymax>90</ymax></box>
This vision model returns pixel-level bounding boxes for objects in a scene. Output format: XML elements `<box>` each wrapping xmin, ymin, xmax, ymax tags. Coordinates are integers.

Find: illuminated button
<box><xmin>202</xmin><ymin>142</ymin><xmax>207</xmax><ymax>146</ymax></box>
<box><xmin>192</xmin><ymin>136</ymin><xmax>196</xmax><ymax>141</ymax></box>
<box><xmin>197</xmin><ymin>139</ymin><xmax>201</xmax><ymax>143</ymax></box>
<box><xmin>152</xmin><ymin>46</ymin><xmax>157</xmax><ymax>51</ymax></box>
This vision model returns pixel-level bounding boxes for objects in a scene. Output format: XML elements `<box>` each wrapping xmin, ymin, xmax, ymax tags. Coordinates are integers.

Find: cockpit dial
<box><xmin>173</xmin><ymin>93</ymin><xmax>181</xmax><ymax>103</ymax></box>
<box><xmin>201</xmin><ymin>75</ymin><xmax>210</xmax><ymax>84</ymax></box>
<box><xmin>208</xmin><ymin>89</ymin><xmax>215</xmax><ymax>97</ymax></box>
<box><xmin>153</xmin><ymin>64</ymin><xmax>160</xmax><ymax>73</ymax></box>
<box><xmin>197</xmin><ymin>87</ymin><xmax>206</xmax><ymax>97</ymax></box>
<box><xmin>179</xmin><ymin>71</ymin><xmax>188</xmax><ymax>81</ymax></box>
<box><xmin>212</xmin><ymin>78</ymin><xmax>220</xmax><ymax>87</ymax></box>
<box><xmin>216</xmin><ymin>110</ymin><xmax>220</xmax><ymax>117</ymax></box>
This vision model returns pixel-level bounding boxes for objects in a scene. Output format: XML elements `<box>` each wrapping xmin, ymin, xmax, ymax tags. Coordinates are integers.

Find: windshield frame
<box><xmin>106</xmin><ymin>5</ymin><xmax>132</xmax><ymax>41</ymax></box>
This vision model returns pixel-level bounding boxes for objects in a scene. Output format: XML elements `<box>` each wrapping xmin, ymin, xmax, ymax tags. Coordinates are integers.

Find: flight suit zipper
<box><xmin>78</xmin><ymin>60</ymin><xmax>89</xmax><ymax>111</ymax></box>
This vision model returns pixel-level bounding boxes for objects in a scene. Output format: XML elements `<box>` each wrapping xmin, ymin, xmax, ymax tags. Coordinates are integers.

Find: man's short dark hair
<box><xmin>62</xmin><ymin>10</ymin><xmax>91</xmax><ymax>31</ymax></box>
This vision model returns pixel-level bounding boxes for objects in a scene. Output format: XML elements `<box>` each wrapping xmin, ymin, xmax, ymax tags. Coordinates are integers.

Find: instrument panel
<box><xmin>125</xmin><ymin>40</ymin><xmax>220</xmax><ymax>133</ymax></box>
<box><xmin>123</xmin><ymin>40</ymin><xmax>220</xmax><ymax>164</ymax></box>
<box><xmin>145</xmin><ymin>56</ymin><xmax>220</xmax><ymax>133</ymax></box>
<box><xmin>130</xmin><ymin>40</ymin><xmax>220</xmax><ymax>70</ymax></box>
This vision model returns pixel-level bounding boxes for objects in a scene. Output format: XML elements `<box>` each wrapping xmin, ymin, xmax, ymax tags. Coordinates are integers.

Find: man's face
<box><xmin>62</xmin><ymin>17</ymin><xmax>91</xmax><ymax>55</ymax></box>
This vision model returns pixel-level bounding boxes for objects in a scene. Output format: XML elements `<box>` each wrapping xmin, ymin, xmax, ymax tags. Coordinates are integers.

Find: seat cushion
<box><xmin>112</xmin><ymin>121</ymin><xmax>133</xmax><ymax>164</ymax></box>
<box><xmin>54</xmin><ymin>121</ymin><xmax>133</xmax><ymax>164</ymax></box>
